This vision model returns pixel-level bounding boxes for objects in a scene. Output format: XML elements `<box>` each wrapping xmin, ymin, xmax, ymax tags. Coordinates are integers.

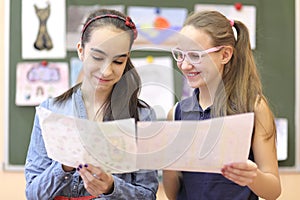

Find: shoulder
<box><xmin>254</xmin><ymin>95</ymin><xmax>273</xmax><ymax>119</ymax></box>
<box><xmin>138</xmin><ymin>100</ymin><xmax>156</xmax><ymax>121</ymax></box>
<box><xmin>167</xmin><ymin>102</ymin><xmax>179</xmax><ymax>121</ymax></box>
<box><xmin>253</xmin><ymin>96</ymin><xmax>276</xmax><ymax>138</ymax></box>
<box><xmin>39</xmin><ymin>98</ymin><xmax>55</xmax><ymax>110</ymax></box>
<box><xmin>38</xmin><ymin>95</ymin><xmax>73</xmax><ymax>114</ymax></box>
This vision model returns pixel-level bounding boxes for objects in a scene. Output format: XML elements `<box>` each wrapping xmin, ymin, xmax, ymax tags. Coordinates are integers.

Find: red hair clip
<box><xmin>81</xmin><ymin>14</ymin><xmax>138</xmax><ymax>42</ymax></box>
<box><xmin>125</xmin><ymin>16</ymin><xmax>137</xmax><ymax>39</ymax></box>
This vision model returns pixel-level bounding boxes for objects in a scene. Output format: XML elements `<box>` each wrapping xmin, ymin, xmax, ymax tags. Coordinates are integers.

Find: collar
<box><xmin>181</xmin><ymin>88</ymin><xmax>211</xmax><ymax>113</ymax></box>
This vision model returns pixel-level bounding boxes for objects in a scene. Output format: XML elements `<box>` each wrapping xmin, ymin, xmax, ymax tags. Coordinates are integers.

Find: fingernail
<box><xmin>76</xmin><ymin>167</ymin><xmax>80</xmax><ymax>171</ymax></box>
<box><xmin>84</xmin><ymin>164</ymin><xmax>88</xmax><ymax>168</ymax></box>
<box><xmin>79</xmin><ymin>164</ymin><xmax>83</xmax><ymax>169</ymax></box>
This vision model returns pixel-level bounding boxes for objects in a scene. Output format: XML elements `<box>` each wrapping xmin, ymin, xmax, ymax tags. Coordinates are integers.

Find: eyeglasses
<box><xmin>171</xmin><ymin>46</ymin><xmax>224</xmax><ymax>64</ymax></box>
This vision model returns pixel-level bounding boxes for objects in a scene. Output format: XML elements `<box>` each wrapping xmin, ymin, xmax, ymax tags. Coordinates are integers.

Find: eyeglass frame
<box><xmin>171</xmin><ymin>46</ymin><xmax>224</xmax><ymax>64</ymax></box>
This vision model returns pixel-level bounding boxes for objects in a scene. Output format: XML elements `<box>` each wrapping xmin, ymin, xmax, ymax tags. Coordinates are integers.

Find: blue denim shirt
<box><xmin>25</xmin><ymin>88</ymin><xmax>159</xmax><ymax>200</ymax></box>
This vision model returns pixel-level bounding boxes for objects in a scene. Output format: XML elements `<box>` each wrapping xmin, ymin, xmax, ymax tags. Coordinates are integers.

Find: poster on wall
<box><xmin>22</xmin><ymin>0</ymin><xmax>66</xmax><ymax>59</ymax></box>
<box><xmin>67</xmin><ymin>5</ymin><xmax>125</xmax><ymax>50</ymax></box>
<box><xmin>275</xmin><ymin>118</ymin><xmax>288</xmax><ymax>161</ymax></box>
<box><xmin>131</xmin><ymin>56</ymin><xmax>174</xmax><ymax>119</ymax></box>
<box><xmin>70</xmin><ymin>57</ymin><xmax>83</xmax><ymax>86</ymax></box>
<box><xmin>127</xmin><ymin>6</ymin><xmax>188</xmax><ymax>51</ymax></box>
<box><xmin>194</xmin><ymin>3</ymin><xmax>256</xmax><ymax>49</ymax></box>
<box><xmin>15</xmin><ymin>61</ymin><xmax>69</xmax><ymax>106</ymax></box>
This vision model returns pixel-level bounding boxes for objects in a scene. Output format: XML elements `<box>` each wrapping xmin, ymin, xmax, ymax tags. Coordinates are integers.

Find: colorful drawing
<box><xmin>127</xmin><ymin>6</ymin><xmax>188</xmax><ymax>50</ymax></box>
<box><xmin>194</xmin><ymin>4</ymin><xmax>257</xmax><ymax>49</ymax></box>
<box><xmin>15</xmin><ymin>61</ymin><xmax>69</xmax><ymax>106</ymax></box>
<box><xmin>66</xmin><ymin>5</ymin><xmax>125</xmax><ymax>50</ymax></box>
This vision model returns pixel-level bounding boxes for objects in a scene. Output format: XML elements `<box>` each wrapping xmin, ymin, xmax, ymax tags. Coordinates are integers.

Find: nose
<box><xmin>178</xmin><ymin>60</ymin><xmax>194</xmax><ymax>71</ymax></box>
<box><xmin>100</xmin><ymin>60</ymin><xmax>113</xmax><ymax>76</ymax></box>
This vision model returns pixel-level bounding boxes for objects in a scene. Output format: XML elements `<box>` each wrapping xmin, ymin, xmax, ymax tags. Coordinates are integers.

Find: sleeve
<box><xmin>25</xmin><ymin>101</ymin><xmax>75</xmax><ymax>199</ymax></box>
<box><xmin>101</xmin><ymin>170</ymin><xmax>158</xmax><ymax>199</ymax></box>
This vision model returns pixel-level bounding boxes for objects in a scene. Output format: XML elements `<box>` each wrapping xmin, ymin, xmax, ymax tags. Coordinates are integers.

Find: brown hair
<box><xmin>54</xmin><ymin>9</ymin><xmax>147</xmax><ymax>121</ymax></box>
<box><xmin>184</xmin><ymin>11</ymin><xmax>275</xmax><ymax>139</ymax></box>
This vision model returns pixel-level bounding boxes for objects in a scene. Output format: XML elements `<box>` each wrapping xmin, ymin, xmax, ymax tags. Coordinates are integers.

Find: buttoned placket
<box><xmin>71</xmin><ymin>174</ymin><xmax>80</xmax><ymax>196</ymax></box>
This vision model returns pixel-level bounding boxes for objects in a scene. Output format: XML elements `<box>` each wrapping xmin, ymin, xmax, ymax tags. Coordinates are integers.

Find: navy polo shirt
<box><xmin>175</xmin><ymin>89</ymin><xmax>258</xmax><ymax>200</ymax></box>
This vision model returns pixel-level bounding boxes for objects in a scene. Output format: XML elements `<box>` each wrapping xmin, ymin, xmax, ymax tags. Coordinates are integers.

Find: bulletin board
<box><xmin>4</xmin><ymin>0</ymin><xmax>297</xmax><ymax>171</ymax></box>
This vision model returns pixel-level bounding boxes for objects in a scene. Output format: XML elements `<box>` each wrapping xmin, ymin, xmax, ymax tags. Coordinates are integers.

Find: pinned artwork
<box><xmin>275</xmin><ymin>118</ymin><xmax>288</xmax><ymax>161</ymax></box>
<box><xmin>131</xmin><ymin>56</ymin><xmax>175</xmax><ymax>119</ymax></box>
<box><xmin>70</xmin><ymin>57</ymin><xmax>83</xmax><ymax>87</ymax></box>
<box><xmin>127</xmin><ymin>6</ymin><xmax>188</xmax><ymax>50</ymax></box>
<box><xmin>33</xmin><ymin>3</ymin><xmax>53</xmax><ymax>51</ymax></box>
<box><xmin>67</xmin><ymin>5</ymin><xmax>125</xmax><ymax>50</ymax></box>
<box><xmin>15</xmin><ymin>61</ymin><xmax>69</xmax><ymax>106</ymax></box>
<box><xmin>195</xmin><ymin>3</ymin><xmax>257</xmax><ymax>49</ymax></box>
<box><xmin>22</xmin><ymin>0</ymin><xmax>66</xmax><ymax>59</ymax></box>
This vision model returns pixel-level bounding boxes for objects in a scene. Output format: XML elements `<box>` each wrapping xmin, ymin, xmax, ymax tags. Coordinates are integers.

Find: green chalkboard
<box><xmin>5</xmin><ymin>0</ymin><xmax>295</xmax><ymax>169</ymax></box>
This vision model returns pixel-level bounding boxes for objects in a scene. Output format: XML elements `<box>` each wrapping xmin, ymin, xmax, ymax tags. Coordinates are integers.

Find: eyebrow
<box><xmin>90</xmin><ymin>47</ymin><xmax>128</xmax><ymax>58</ymax></box>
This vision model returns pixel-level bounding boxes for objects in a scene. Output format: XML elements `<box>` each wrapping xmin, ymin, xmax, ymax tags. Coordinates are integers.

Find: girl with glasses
<box><xmin>163</xmin><ymin>10</ymin><xmax>281</xmax><ymax>200</ymax></box>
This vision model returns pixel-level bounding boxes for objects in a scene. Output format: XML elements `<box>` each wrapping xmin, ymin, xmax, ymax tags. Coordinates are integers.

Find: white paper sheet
<box><xmin>137</xmin><ymin>113</ymin><xmax>254</xmax><ymax>173</ymax></box>
<box><xmin>37</xmin><ymin>107</ymin><xmax>138</xmax><ymax>173</ymax></box>
<box><xmin>37</xmin><ymin>107</ymin><xmax>254</xmax><ymax>174</ymax></box>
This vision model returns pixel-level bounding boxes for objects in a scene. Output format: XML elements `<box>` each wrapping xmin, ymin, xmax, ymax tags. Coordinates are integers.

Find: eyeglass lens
<box><xmin>172</xmin><ymin>50</ymin><xmax>202</xmax><ymax>64</ymax></box>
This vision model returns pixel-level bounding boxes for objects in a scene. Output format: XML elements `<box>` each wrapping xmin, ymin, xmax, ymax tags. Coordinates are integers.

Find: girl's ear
<box><xmin>77</xmin><ymin>42</ymin><xmax>84</xmax><ymax>61</ymax></box>
<box><xmin>221</xmin><ymin>46</ymin><xmax>233</xmax><ymax>64</ymax></box>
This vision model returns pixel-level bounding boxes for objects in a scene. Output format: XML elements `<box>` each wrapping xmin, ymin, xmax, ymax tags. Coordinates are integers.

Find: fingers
<box><xmin>84</xmin><ymin>164</ymin><xmax>111</xmax><ymax>181</ymax></box>
<box><xmin>77</xmin><ymin>164</ymin><xmax>114</xmax><ymax>196</ymax></box>
<box><xmin>221</xmin><ymin>160</ymin><xmax>258</xmax><ymax>186</ymax></box>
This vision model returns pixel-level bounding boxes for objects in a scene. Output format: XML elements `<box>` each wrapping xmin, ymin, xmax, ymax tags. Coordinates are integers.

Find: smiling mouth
<box><xmin>95</xmin><ymin>75</ymin><xmax>110</xmax><ymax>83</ymax></box>
<box><xmin>99</xmin><ymin>78</ymin><xmax>110</xmax><ymax>82</ymax></box>
<box><xmin>186</xmin><ymin>72</ymin><xmax>201</xmax><ymax>77</ymax></box>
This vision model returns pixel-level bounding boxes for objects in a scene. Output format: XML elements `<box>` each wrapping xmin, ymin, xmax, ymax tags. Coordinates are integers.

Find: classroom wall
<box><xmin>0</xmin><ymin>1</ymin><xmax>300</xmax><ymax>199</ymax></box>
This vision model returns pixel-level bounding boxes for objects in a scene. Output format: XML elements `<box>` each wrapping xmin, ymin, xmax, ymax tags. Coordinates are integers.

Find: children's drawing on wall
<box><xmin>67</xmin><ymin>5</ymin><xmax>124</xmax><ymax>50</ymax></box>
<box><xmin>22</xmin><ymin>0</ymin><xmax>66</xmax><ymax>59</ymax></box>
<box><xmin>33</xmin><ymin>2</ymin><xmax>53</xmax><ymax>51</ymax></box>
<box><xmin>15</xmin><ymin>61</ymin><xmax>69</xmax><ymax>106</ymax></box>
<box><xmin>127</xmin><ymin>6</ymin><xmax>187</xmax><ymax>50</ymax></box>
<box><xmin>194</xmin><ymin>3</ymin><xmax>257</xmax><ymax>49</ymax></box>
<box><xmin>275</xmin><ymin>118</ymin><xmax>288</xmax><ymax>161</ymax></box>
<box><xmin>131</xmin><ymin>56</ymin><xmax>175</xmax><ymax>119</ymax></box>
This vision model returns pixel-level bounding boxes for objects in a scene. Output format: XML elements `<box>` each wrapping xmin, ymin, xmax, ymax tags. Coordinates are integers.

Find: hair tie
<box><xmin>229</xmin><ymin>19</ymin><xmax>235</xmax><ymax>27</ymax></box>
<box><xmin>81</xmin><ymin>14</ymin><xmax>138</xmax><ymax>42</ymax></box>
<box><xmin>228</xmin><ymin>19</ymin><xmax>237</xmax><ymax>41</ymax></box>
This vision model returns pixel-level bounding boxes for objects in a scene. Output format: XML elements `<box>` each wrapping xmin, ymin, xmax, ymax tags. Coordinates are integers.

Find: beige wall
<box><xmin>0</xmin><ymin>1</ymin><xmax>300</xmax><ymax>199</ymax></box>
